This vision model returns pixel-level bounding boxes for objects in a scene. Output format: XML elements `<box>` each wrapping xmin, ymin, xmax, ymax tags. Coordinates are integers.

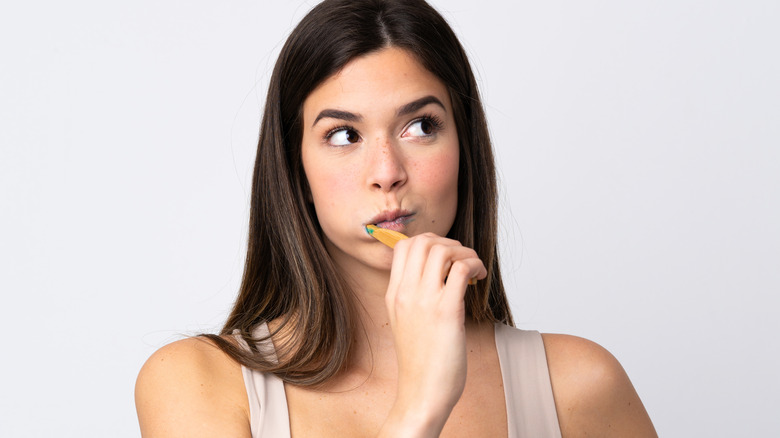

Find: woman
<box><xmin>135</xmin><ymin>0</ymin><xmax>657</xmax><ymax>436</ymax></box>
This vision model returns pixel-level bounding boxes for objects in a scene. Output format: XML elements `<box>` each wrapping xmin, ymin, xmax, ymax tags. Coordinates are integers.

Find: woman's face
<box><xmin>301</xmin><ymin>47</ymin><xmax>460</xmax><ymax>274</ymax></box>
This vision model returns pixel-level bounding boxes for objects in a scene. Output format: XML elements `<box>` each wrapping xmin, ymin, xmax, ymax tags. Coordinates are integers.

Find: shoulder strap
<box><xmin>494</xmin><ymin>323</ymin><xmax>562</xmax><ymax>438</ymax></box>
<box><xmin>236</xmin><ymin>323</ymin><xmax>291</xmax><ymax>438</ymax></box>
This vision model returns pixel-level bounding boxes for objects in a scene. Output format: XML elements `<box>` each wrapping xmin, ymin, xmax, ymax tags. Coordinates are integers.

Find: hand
<box><xmin>381</xmin><ymin>233</ymin><xmax>487</xmax><ymax>436</ymax></box>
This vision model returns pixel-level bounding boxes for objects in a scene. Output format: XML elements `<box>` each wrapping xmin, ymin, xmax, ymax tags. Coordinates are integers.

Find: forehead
<box><xmin>302</xmin><ymin>47</ymin><xmax>451</xmax><ymax>120</ymax></box>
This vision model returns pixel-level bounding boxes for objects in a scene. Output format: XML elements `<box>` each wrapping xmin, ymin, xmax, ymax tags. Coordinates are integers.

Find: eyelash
<box><xmin>411</xmin><ymin>113</ymin><xmax>445</xmax><ymax>135</ymax></box>
<box><xmin>323</xmin><ymin>113</ymin><xmax>445</xmax><ymax>143</ymax></box>
<box><xmin>324</xmin><ymin>124</ymin><xmax>355</xmax><ymax>142</ymax></box>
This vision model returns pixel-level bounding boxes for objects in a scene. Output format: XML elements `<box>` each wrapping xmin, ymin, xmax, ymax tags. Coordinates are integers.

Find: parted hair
<box><xmin>204</xmin><ymin>0</ymin><xmax>513</xmax><ymax>386</ymax></box>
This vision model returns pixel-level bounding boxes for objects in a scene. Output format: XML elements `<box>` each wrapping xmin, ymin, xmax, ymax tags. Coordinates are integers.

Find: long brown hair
<box><xmin>204</xmin><ymin>0</ymin><xmax>513</xmax><ymax>386</ymax></box>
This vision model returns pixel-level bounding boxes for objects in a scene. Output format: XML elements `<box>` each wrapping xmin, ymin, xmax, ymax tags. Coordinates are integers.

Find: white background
<box><xmin>1</xmin><ymin>0</ymin><xmax>778</xmax><ymax>436</ymax></box>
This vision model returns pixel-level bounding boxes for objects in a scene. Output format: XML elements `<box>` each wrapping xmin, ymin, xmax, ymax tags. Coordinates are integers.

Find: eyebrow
<box><xmin>312</xmin><ymin>109</ymin><xmax>362</xmax><ymax>127</ymax></box>
<box><xmin>396</xmin><ymin>95</ymin><xmax>446</xmax><ymax>117</ymax></box>
<box><xmin>311</xmin><ymin>95</ymin><xmax>446</xmax><ymax>127</ymax></box>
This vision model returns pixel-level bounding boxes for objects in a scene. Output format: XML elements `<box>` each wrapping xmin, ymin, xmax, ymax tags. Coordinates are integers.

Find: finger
<box><xmin>420</xmin><ymin>244</ymin><xmax>481</xmax><ymax>290</ymax></box>
<box><xmin>397</xmin><ymin>233</ymin><xmax>443</xmax><ymax>288</ymax></box>
<box><xmin>386</xmin><ymin>234</ymin><xmax>441</xmax><ymax>314</ymax></box>
<box><xmin>386</xmin><ymin>237</ymin><xmax>413</xmax><ymax>319</ymax></box>
<box><xmin>442</xmin><ymin>258</ymin><xmax>487</xmax><ymax>306</ymax></box>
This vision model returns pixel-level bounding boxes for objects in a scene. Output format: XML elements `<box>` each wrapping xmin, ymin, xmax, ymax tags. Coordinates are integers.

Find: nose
<box><xmin>366</xmin><ymin>138</ymin><xmax>407</xmax><ymax>191</ymax></box>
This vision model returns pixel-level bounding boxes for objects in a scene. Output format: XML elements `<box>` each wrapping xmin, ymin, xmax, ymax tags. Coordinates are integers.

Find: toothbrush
<box><xmin>365</xmin><ymin>225</ymin><xmax>478</xmax><ymax>285</ymax></box>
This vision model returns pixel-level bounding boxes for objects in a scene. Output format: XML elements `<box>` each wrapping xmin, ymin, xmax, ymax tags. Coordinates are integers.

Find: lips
<box><xmin>366</xmin><ymin>209</ymin><xmax>414</xmax><ymax>232</ymax></box>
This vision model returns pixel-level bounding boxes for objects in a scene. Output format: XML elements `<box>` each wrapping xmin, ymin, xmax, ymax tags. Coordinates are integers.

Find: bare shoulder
<box><xmin>541</xmin><ymin>333</ymin><xmax>657</xmax><ymax>438</ymax></box>
<box><xmin>135</xmin><ymin>336</ymin><xmax>251</xmax><ymax>438</ymax></box>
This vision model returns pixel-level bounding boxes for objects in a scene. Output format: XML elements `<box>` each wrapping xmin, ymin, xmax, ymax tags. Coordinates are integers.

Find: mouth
<box><xmin>365</xmin><ymin>209</ymin><xmax>415</xmax><ymax>233</ymax></box>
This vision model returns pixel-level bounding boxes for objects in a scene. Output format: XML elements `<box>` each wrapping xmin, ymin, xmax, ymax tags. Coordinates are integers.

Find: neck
<box><xmin>322</xmin><ymin>237</ymin><xmax>398</xmax><ymax>369</ymax></box>
<box><xmin>340</xmin><ymin>264</ymin><xmax>398</xmax><ymax>377</ymax></box>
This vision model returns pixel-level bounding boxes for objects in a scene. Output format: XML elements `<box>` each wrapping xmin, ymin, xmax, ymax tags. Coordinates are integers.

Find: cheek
<box><xmin>304</xmin><ymin>160</ymin><xmax>360</xmax><ymax>214</ymax></box>
<box><xmin>418</xmin><ymin>149</ymin><xmax>459</xmax><ymax>201</ymax></box>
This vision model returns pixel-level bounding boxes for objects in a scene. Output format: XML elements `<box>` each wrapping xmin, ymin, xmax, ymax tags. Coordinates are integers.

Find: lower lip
<box><xmin>374</xmin><ymin>215</ymin><xmax>414</xmax><ymax>232</ymax></box>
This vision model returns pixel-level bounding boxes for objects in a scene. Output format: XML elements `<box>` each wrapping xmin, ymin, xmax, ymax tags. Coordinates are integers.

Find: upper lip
<box><xmin>365</xmin><ymin>208</ymin><xmax>413</xmax><ymax>226</ymax></box>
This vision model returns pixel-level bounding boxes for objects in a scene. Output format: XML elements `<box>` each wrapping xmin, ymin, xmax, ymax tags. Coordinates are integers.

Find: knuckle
<box><xmin>451</xmin><ymin>260</ymin><xmax>471</xmax><ymax>277</ymax></box>
<box><xmin>394</xmin><ymin>291</ymin><xmax>413</xmax><ymax>309</ymax></box>
<box><xmin>394</xmin><ymin>238</ymin><xmax>411</xmax><ymax>250</ymax></box>
<box><xmin>411</xmin><ymin>232</ymin><xmax>438</xmax><ymax>246</ymax></box>
<box><xmin>429</xmin><ymin>244</ymin><xmax>449</xmax><ymax>260</ymax></box>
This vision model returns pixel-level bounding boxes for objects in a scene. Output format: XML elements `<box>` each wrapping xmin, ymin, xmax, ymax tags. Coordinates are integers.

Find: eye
<box><xmin>402</xmin><ymin>115</ymin><xmax>443</xmax><ymax>139</ymax></box>
<box><xmin>327</xmin><ymin>127</ymin><xmax>361</xmax><ymax>146</ymax></box>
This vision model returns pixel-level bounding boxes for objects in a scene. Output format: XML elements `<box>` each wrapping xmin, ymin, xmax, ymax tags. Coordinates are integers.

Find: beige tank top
<box><xmin>239</xmin><ymin>323</ymin><xmax>562</xmax><ymax>437</ymax></box>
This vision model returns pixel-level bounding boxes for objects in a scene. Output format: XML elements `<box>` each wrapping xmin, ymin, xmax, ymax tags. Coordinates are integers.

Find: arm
<box><xmin>377</xmin><ymin>233</ymin><xmax>488</xmax><ymax>437</ymax></box>
<box><xmin>543</xmin><ymin>334</ymin><xmax>657</xmax><ymax>437</ymax></box>
<box><xmin>135</xmin><ymin>337</ymin><xmax>251</xmax><ymax>438</ymax></box>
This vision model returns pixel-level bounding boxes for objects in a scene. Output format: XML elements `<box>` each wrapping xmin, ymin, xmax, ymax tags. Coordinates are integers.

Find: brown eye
<box><xmin>328</xmin><ymin>128</ymin><xmax>361</xmax><ymax>146</ymax></box>
<box><xmin>420</xmin><ymin>120</ymin><xmax>433</xmax><ymax>135</ymax></box>
<box><xmin>404</xmin><ymin>117</ymin><xmax>440</xmax><ymax>138</ymax></box>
